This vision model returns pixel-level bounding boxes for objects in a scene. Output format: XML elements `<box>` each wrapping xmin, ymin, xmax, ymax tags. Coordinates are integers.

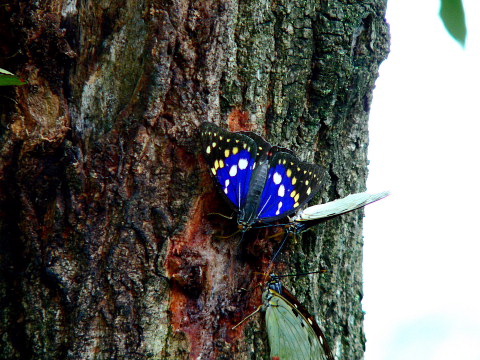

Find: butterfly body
<box><xmin>238</xmin><ymin>148</ymin><xmax>272</xmax><ymax>228</ymax></box>
<box><xmin>200</xmin><ymin>122</ymin><xmax>324</xmax><ymax>230</ymax></box>
<box><xmin>263</xmin><ymin>276</ymin><xmax>334</xmax><ymax>360</ymax></box>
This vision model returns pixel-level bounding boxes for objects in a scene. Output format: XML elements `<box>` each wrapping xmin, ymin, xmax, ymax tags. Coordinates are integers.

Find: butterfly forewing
<box><xmin>294</xmin><ymin>191</ymin><xmax>390</xmax><ymax>222</ymax></box>
<box><xmin>256</xmin><ymin>152</ymin><xmax>324</xmax><ymax>222</ymax></box>
<box><xmin>264</xmin><ymin>287</ymin><xmax>332</xmax><ymax>360</ymax></box>
<box><xmin>200</xmin><ymin>122</ymin><xmax>259</xmax><ymax>210</ymax></box>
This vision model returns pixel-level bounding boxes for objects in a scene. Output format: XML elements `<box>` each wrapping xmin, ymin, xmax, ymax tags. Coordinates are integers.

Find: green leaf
<box><xmin>439</xmin><ymin>0</ymin><xmax>467</xmax><ymax>47</ymax></box>
<box><xmin>0</xmin><ymin>68</ymin><xmax>26</xmax><ymax>86</ymax></box>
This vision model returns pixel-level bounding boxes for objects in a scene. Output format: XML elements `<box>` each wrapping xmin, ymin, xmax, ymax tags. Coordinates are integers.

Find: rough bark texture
<box><xmin>0</xmin><ymin>0</ymin><xmax>389</xmax><ymax>359</ymax></box>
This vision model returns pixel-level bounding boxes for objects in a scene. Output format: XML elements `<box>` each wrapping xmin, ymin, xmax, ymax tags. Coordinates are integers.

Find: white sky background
<box><xmin>364</xmin><ymin>1</ymin><xmax>480</xmax><ymax>359</ymax></box>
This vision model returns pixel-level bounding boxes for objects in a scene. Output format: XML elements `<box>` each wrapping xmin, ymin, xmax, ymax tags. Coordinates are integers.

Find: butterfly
<box><xmin>233</xmin><ymin>274</ymin><xmax>335</xmax><ymax>360</ymax></box>
<box><xmin>200</xmin><ymin>122</ymin><xmax>324</xmax><ymax>230</ymax></box>
<box><xmin>288</xmin><ymin>191</ymin><xmax>390</xmax><ymax>234</ymax></box>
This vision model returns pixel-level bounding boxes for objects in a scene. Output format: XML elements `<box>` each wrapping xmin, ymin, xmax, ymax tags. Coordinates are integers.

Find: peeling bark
<box><xmin>0</xmin><ymin>0</ymin><xmax>389</xmax><ymax>359</ymax></box>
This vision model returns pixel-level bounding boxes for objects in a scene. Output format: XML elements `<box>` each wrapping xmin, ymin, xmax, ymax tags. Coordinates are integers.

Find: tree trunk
<box><xmin>0</xmin><ymin>1</ymin><xmax>389</xmax><ymax>359</ymax></box>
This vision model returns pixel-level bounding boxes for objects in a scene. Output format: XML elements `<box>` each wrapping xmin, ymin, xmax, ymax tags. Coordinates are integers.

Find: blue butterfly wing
<box><xmin>256</xmin><ymin>152</ymin><xmax>324</xmax><ymax>222</ymax></box>
<box><xmin>200</xmin><ymin>122</ymin><xmax>258</xmax><ymax>211</ymax></box>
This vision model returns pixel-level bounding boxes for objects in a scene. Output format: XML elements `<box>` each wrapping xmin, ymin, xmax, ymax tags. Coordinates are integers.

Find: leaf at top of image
<box><xmin>440</xmin><ymin>0</ymin><xmax>467</xmax><ymax>47</ymax></box>
<box><xmin>0</xmin><ymin>68</ymin><xmax>27</xmax><ymax>86</ymax></box>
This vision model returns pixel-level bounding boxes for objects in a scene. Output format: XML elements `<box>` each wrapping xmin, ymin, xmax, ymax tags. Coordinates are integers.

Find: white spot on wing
<box><xmin>229</xmin><ymin>165</ymin><xmax>238</xmax><ymax>177</ymax></box>
<box><xmin>224</xmin><ymin>175</ymin><xmax>231</xmax><ymax>195</ymax></box>
<box><xmin>238</xmin><ymin>158</ymin><xmax>248</xmax><ymax>170</ymax></box>
<box><xmin>273</xmin><ymin>172</ymin><xmax>282</xmax><ymax>184</ymax></box>
<box><xmin>278</xmin><ymin>184</ymin><xmax>285</xmax><ymax>197</ymax></box>
<box><xmin>275</xmin><ymin>201</ymin><xmax>283</xmax><ymax>215</ymax></box>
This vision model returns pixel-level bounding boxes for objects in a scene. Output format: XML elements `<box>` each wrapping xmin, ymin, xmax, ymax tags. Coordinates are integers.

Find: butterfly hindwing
<box><xmin>200</xmin><ymin>122</ymin><xmax>259</xmax><ymax>210</ymax></box>
<box><xmin>266</xmin><ymin>293</ymin><xmax>323</xmax><ymax>359</ymax></box>
<box><xmin>256</xmin><ymin>151</ymin><xmax>324</xmax><ymax>222</ymax></box>
<box><xmin>264</xmin><ymin>280</ymin><xmax>334</xmax><ymax>360</ymax></box>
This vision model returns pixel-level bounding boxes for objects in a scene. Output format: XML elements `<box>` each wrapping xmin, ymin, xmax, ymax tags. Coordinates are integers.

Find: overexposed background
<box><xmin>364</xmin><ymin>1</ymin><xmax>480</xmax><ymax>359</ymax></box>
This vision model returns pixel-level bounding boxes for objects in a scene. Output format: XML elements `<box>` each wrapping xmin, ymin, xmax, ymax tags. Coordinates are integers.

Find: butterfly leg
<box><xmin>232</xmin><ymin>305</ymin><xmax>263</xmax><ymax>330</ymax></box>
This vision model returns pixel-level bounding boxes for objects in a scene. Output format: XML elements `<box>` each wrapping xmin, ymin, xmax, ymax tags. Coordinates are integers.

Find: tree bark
<box><xmin>0</xmin><ymin>0</ymin><xmax>389</xmax><ymax>359</ymax></box>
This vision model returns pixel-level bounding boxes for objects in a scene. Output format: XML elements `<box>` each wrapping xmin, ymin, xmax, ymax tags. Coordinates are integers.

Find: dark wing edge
<box><xmin>199</xmin><ymin>122</ymin><xmax>259</xmax><ymax>211</ymax></box>
<box><xmin>238</xmin><ymin>130</ymin><xmax>272</xmax><ymax>158</ymax></box>
<box><xmin>280</xmin><ymin>287</ymin><xmax>336</xmax><ymax>360</ymax></box>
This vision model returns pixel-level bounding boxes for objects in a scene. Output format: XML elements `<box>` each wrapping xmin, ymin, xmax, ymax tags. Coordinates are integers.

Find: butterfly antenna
<box><xmin>274</xmin><ymin>269</ymin><xmax>328</xmax><ymax>278</ymax></box>
<box><xmin>261</xmin><ymin>232</ymin><xmax>290</xmax><ymax>284</ymax></box>
<box><xmin>207</xmin><ymin>212</ymin><xmax>234</xmax><ymax>220</ymax></box>
<box><xmin>270</xmin><ymin>232</ymin><xmax>290</xmax><ymax>265</ymax></box>
<box><xmin>232</xmin><ymin>305</ymin><xmax>262</xmax><ymax>330</ymax></box>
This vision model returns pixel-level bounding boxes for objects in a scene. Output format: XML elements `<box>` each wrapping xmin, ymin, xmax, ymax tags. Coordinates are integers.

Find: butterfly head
<box><xmin>266</xmin><ymin>274</ymin><xmax>283</xmax><ymax>294</ymax></box>
<box><xmin>237</xmin><ymin>221</ymin><xmax>249</xmax><ymax>232</ymax></box>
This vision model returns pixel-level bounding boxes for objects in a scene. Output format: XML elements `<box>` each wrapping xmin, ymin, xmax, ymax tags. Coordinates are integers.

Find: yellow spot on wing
<box><xmin>292</xmin><ymin>177</ymin><xmax>297</xmax><ymax>185</ymax></box>
<box><xmin>307</xmin><ymin>187</ymin><xmax>311</xmax><ymax>195</ymax></box>
<box><xmin>219</xmin><ymin>159</ymin><xmax>225</xmax><ymax>168</ymax></box>
<box><xmin>212</xmin><ymin>142</ymin><xmax>217</xmax><ymax>148</ymax></box>
<box><xmin>211</xmin><ymin>168</ymin><xmax>217</xmax><ymax>175</ymax></box>
<box><xmin>214</xmin><ymin>160</ymin><xmax>219</xmax><ymax>169</ymax></box>
<box><xmin>206</xmin><ymin>146</ymin><xmax>211</xmax><ymax>154</ymax></box>
<box><xmin>291</xmin><ymin>190</ymin><xmax>297</xmax><ymax>198</ymax></box>
<box><xmin>294</xmin><ymin>193</ymin><xmax>300</xmax><ymax>202</ymax></box>
<box><xmin>224</xmin><ymin>149</ymin><xmax>230</xmax><ymax>158</ymax></box>
<box><xmin>233</xmin><ymin>147</ymin><xmax>239</xmax><ymax>155</ymax></box>
<box><xmin>287</xmin><ymin>169</ymin><xmax>292</xmax><ymax>177</ymax></box>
